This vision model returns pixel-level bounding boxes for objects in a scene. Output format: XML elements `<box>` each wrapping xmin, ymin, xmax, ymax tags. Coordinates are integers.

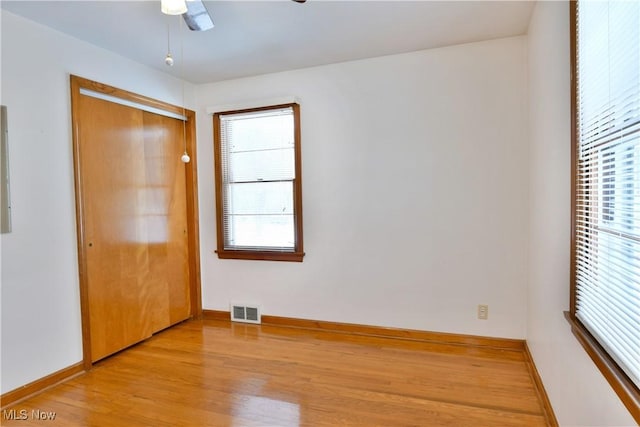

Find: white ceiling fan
<box><xmin>161</xmin><ymin>0</ymin><xmax>306</xmax><ymax>32</ymax></box>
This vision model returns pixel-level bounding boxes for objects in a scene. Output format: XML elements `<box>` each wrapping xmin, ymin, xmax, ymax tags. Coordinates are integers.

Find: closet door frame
<box><xmin>70</xmin><ymin>75</ymin><xmax>202</xmax><ymax>369</ymax></box>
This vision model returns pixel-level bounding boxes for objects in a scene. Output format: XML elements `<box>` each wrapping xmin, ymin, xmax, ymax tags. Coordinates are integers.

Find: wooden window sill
<box><xmin>564</xmin><ymin>311</ymin><xmax>640</xmax><ymax>422</ymax></box>
<box><xmin>215</xmin><ymin>250</ymin><xmax>305</xmax><ymax>262</ymax></box>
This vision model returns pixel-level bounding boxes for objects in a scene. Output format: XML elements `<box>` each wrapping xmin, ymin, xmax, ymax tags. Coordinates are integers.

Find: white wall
<box><xmin>196</xmin><ymin>36</ymin><xmax>529</xmax><ymax>339</ymax></box>
<box><xmin>526</xmin><ymin>2</ymin><xmax>636</xmax><ymax>426</ymax></box>
<box><xmin>0</xmin><ymin>11</ymin><xmax>194</xmax><ymax>394</ymax></box>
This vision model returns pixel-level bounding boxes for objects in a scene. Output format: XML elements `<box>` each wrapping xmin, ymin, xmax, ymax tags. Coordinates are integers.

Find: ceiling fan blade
<box><xmin>291</xmin><ymin>0</ymin><xmax>306</xmax><ymax>3</ymax></box>
<box><xmin>183</xmin><ymin>0</ymin><xmax>214</xmax><ymax>31</ymax></box>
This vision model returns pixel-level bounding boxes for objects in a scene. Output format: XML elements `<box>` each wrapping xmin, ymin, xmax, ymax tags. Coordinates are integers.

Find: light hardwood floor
<box><xmin>2</xmin><ymin>320</ymin><xmax>549</xmax><ymax>426</ymax></box>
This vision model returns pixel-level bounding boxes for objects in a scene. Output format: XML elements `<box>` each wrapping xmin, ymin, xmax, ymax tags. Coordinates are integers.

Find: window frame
<box><xmin>212</xmin><ymin>103</ymin><xmax>304</xmax><ymax>262</ymax></box>
<box><xmin>567</xmin><ymin>1</ymin><xmax>640</xmax><ymax>421</ymax></box>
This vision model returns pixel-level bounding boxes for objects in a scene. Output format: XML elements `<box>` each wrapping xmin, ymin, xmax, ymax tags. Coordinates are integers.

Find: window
<box><xmin>569</xmin><ymin>0</ymin><xmax>640</xmax><ymax>420</ymax></box>
<box><xmin>213</xmin><ymin>103</ymin><xmax>304</xmax><ymax>262</ymax></box>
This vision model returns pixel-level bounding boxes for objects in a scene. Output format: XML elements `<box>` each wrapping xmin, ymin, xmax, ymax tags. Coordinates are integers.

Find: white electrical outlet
<box><xmin>478</xmin><ymin>304</ymin><xmax>489</xmax><ymax>320</ymax></box>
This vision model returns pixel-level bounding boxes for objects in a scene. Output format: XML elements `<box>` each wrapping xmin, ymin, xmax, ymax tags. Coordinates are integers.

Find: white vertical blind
<box><xmin>219</xmin><ymin>107</ymin><xmax>296</xmax><ymax>250</ymax></box>
<box><xmin>575</xmin><ymin>0</ymin><xmax>640</xmax><ymax>388</ymax></box>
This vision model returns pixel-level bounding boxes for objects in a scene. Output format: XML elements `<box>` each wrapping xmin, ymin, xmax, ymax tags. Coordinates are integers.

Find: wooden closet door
<box><xmin>78</xmin><ymin>95</ymin><xmax>190</xmax><ymax>362</ymax></box>
<box><xmin>141</xmin><ymin>111</ymin><xmax>191</xmax><ymax>329</ymax></box>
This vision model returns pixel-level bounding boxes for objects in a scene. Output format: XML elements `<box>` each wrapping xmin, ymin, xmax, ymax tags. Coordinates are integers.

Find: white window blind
<box><xmin>575</xmin><ymin>0</ymin><xmax>640</xmax><ymax>389</ymax></box>
<box><xmin>219</xmin><ymin>107</ymin><xmax>296</xmax><ymax>251</ymax></box>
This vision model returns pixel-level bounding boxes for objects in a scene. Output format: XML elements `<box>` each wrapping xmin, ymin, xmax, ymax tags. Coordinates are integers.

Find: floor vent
<box><xmin>230</xmin><ymin>303</ymin><xmax>261</xmax><ymax>324</ymax></box>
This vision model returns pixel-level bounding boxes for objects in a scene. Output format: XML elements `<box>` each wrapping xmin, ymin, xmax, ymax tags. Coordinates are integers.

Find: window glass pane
<box><xmin>224</xmin><ymin>182</ymin><xmax>295</xmax><ymax>249</ymax></box>
<box><xmin>226</xmin><ymin>215</ymin><xmax>294</xmax><ymax>249</ymax></box>
<box><xmin>225</xmin><ymin>182</ymin><xmax>294</xmax><ymax>216</ymax></box>
<box><xmin>228</xmin><ymin>147</ymin><xmax>294</xmax><ymax>182</ymax></box>
<box><xmin>221</xmin><ymin>109</ymin><xmax>294</xmax><ymax>152</ymax></box>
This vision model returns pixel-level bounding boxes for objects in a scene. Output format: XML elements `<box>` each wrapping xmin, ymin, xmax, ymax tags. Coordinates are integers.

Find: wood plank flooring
<box><xmin>2</xmin><ymin>320</ymin><xmax>548</xmax><ymax>426</ymax></box>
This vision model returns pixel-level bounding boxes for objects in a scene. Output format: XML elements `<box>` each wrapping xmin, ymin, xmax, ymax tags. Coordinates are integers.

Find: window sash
<box><xmin>222</xmin><ymin>181</ymin><xmax>296</xmax><ymax>251</ymax></box>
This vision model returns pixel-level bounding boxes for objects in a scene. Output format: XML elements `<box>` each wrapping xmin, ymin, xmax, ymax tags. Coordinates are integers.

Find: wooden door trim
<box><xmin>71</xmin><ymin>76</ymin><xmax>191</xmax><ymax>117</ymax></box>
<box><xmin>183</xmin><ymin>107</ymin><xmax>203</xmax><ymax>320</ymax></box>
<box><xmin>70</xmin><ymin>75</ymin><xmax>202</xmax><ymax>369</ymax></box>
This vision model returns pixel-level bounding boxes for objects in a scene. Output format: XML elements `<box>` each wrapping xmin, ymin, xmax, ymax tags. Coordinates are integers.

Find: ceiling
<box><xmin>1</xmin><ymin>1</ymin><xmax>535</xmax><ymax>84</ymax></box>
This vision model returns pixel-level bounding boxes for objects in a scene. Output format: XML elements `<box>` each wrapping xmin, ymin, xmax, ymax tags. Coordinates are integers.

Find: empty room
<box><xmin>0</xmin><ymin>1</ymin><xmax>638</xmax><ymax>426</ymax></box>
